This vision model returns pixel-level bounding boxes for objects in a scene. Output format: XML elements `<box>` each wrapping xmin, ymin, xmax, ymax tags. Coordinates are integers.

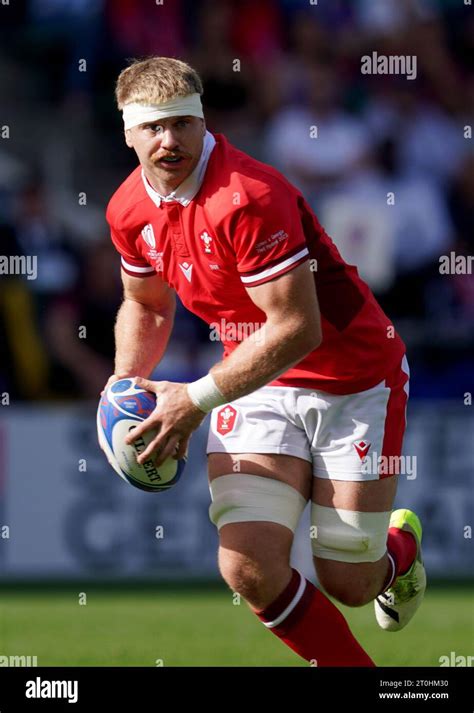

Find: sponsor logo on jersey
<box><xmin>145</xmin><ymin>249</ymin><xmax>163</xmax><ymax>272</ymax></box>
<box><xmin>141</xmin><ymin>224</ymin><xmax>156</xmax><ymax>249</ymax></box>
<box><xmin>255</xmin><ymin>229</ymin><xmax>288</xmax><ymax>255</ymax></box>
<box><xmin>179</xmin><ymin>262</ymin><xmax>193</xmax><ymax>282</ymax></box>
<box><xmin>353</xmin><ymin>440</ymin><xmax>371</xmax><ymax>460</ymax></box>
<box><xmin>216</xmin><ymin>405</ymin><xmax>237</xmax><ymax>435</ymax></box>
<box><xmin>200</xmin><ymin>230</ymin><xmax>213</xmax><ymax>254</ymax></box>
<box><xmin>154</xmin><ymin>252</ymin><xmax>164</xmax><ymax>272</ymax></box>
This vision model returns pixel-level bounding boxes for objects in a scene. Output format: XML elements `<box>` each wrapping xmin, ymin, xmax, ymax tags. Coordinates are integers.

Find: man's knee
<box><xmin>208</xmin><ymin>473</ymin><xmax>306</xmax><ymax>607</ymax></box>
<box><xmin>319</xmin><ymin>573</ymin><xmax>376</xmax><ymax>607</ymax></box>
<box><xmin>215</xmin><ymin>519</ymin><xmax>294</xmax><ymax>607</ymax></box>
<box><xmin>310</xmin><ymin>503</ymin><xmax>391</xmax><ymax>606</ymax></box>
<box><xmin>218</xmin><ymin>547</ymin><xmax>289</xmax><ymax>608</ymax></box>
<box><xmin>315</xmin><ymin>555</ymin><xmax>388</xmax><ymax>607</ymax></box>
<box><xmin>219</xmin><ymin>550</ymin><xmax>265</xmax><ymax>602</ymax></box>
<box><xmin>332</xmin><ymin>588</ymin><xmax>373</xmax><ymax>608</ymax></box>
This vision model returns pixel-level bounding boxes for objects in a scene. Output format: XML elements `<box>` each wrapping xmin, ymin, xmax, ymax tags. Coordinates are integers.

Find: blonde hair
<box><xmin>115</xmin><ymin>57</ymin><xmax>203</xmax><ymax>109</ymax></box>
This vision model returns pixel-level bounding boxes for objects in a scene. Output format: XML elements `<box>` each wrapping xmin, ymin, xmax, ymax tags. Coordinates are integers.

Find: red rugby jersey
<box><xmin>106</xmin><ymin>132</ymin><xmax>405</xmax><ymax>394</ymax></box>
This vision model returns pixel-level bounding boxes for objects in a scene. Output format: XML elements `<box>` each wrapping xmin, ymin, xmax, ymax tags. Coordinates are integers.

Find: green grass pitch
<box><xmin>0</xmin><ymin>583</ymin><xmax>471</xmax><ymax>666</ymax></box>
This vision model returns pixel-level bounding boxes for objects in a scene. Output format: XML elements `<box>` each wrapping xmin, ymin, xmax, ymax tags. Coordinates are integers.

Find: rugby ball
<box><xmin>97</xmin><ymin>377</ymin><xmax>186</xmax><ymax>492</ymax></box>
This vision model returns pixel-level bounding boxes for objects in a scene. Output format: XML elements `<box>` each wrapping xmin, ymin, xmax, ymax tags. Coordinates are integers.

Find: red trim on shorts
<box><xmin>379</xmin><ymin>357</ymin><xmax>410</xmax><ymax>478</ymax></box>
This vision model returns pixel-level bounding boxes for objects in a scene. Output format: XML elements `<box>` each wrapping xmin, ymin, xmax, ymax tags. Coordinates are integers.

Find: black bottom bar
<box><xmin>0</xmin><ymin>666</ymin><xmax>471</xmax><ymax>711</ymax></box>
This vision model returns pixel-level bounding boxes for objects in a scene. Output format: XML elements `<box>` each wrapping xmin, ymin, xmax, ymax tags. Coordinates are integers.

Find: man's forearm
<box><xmin>114</xmin><ymin>298</ymin><xmax>174</xmax><ymax>378</ymax></box>
<box><xmin>209</xmin><ymin>319</ymin><xmax>319</xmax><ymax>402</ymax></box>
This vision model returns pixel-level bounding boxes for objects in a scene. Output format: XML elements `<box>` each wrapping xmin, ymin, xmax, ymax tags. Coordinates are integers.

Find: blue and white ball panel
<box><xmin>97</xmin><ymin>377</ymin><xmax>185</xmax><ymax>492</ymax></box>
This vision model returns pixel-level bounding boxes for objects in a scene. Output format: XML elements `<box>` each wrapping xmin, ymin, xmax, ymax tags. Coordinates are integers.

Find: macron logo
<box><xmin>25</xmin><ymin>677</ymin><xmax>78</xmax><ymax>704</ymax></box>
<box><xmin>179</xmin><ymin>262</ymin><xmax>193</xmax><ymax>282</ymax></box>
<box><xmin>354</xmin><ymin>440</ymin><xmax>371</xmax><ymax>460</ymax></box>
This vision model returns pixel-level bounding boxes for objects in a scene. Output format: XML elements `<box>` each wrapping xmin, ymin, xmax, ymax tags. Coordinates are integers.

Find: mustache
<box><xmin>152</xmin><ymin>151</ymin><xmax>191</xmax><ymax>162</ymax></box>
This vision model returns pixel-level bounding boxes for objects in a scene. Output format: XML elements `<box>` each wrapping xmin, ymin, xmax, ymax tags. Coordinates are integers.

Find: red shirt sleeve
<box><xmin>107</xmin><ymin>220</ymin><xmax>156</xmax><ymax>279</ymax></box>
<box><xmin>229</xmin><ymin>184</ymin><xmax>309</xmax><ymax>287</ymax></box>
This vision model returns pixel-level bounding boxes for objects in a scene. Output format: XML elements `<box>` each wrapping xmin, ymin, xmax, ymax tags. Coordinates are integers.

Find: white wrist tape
<box><xmin>187</xmin><ymin>374</ymin><xmax>226</xmax><ymax>413</ymax></box>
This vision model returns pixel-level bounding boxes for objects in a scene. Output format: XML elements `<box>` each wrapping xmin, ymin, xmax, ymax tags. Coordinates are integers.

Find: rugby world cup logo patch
<box><xmin>141</xmin><ymin>223</ymin><xmax>156</xmax><ymax>249</ymax></box>
<box><xmin>216</xmin><ymin>405</ymin><xmax>237</xmax><ymax>435</ymax></box>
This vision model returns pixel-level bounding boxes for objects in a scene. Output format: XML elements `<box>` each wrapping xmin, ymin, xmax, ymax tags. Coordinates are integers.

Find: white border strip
<box><xmin>263</xmin><ymin>571</ymin><xmax>306</xmax><ymax>629</ymax></box>
<box><xmin>240</xmin><ymin>248</ymin><xmax>309</xmax><ymax>284</ymax></box>
<box><xmin>121</xmin><ymin>257</ymin><xmax>155</xmax><ymax>274</ymax></box>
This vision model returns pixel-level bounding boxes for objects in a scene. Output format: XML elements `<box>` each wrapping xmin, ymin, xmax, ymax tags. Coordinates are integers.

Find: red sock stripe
<box><xmin>271</xmin><ymin>578</ymin><xmax>314</xmax><ymax>636</ymax></box>
<box><xmin>257</xmin><ymin>568</ymin><xmax>301</xmax><ymax>623</ymax></box>
<box><xmin>256</xmin><ymin>569</ymin><xmax>375</xmax><ymax>666</ymax></box>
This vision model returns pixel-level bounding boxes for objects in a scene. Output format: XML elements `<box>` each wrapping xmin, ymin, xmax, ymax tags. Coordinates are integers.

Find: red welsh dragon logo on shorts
<box><xmin>216</xmin><ymin>405</ymin><xmax>237</xmax><ymax>435</ymax></box>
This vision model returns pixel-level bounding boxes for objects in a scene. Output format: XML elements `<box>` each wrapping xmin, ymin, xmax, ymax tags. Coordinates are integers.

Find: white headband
<box><xmin>122</xmin><ymin>93</ymin><xmax>204</xmax><ymax>130</ymax></box>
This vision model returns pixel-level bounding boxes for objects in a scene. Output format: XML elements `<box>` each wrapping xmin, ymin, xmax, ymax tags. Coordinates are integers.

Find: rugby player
<box><xmin>103</xmin><ymin>57</ymin><xmax>426</xmax><ymax>666</ymax></box>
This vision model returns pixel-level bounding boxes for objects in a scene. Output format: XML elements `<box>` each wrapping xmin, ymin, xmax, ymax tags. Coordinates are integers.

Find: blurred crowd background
<box><xmin>0</xmin><ymin>0</ymin><xmax>473</xmax><ymax>402</ymax></box>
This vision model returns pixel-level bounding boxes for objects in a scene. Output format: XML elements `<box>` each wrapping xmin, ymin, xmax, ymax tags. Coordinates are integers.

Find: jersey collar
<box><xmin>141</xmin><ymin>131</ymin><xmax>216</xmax><ymax>208</ymax></box>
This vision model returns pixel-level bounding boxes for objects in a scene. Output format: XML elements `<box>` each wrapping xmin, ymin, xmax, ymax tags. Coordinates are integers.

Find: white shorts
<box><xmin>207</xmin><ymin>356</ymin><xmax>409</xmax><ymax>481</ymax></box>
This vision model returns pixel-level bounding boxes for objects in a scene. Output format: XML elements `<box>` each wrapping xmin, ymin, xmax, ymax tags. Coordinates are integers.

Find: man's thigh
<box><xmin>311</xmin><ymin>475</ymin><xmax>398</xmax><ymax>581</ymax></box>
<box><xmin>208</xmin><ymin>453</ymin><xmax>312</xmax><ymax>560</ymax></box>
<box><xmin>311</xmin><ymin>476</ymin><xmax>398</xmax><ymax>602</ymax></box>
<box><xmin>208</xmin><ymin>452</ymin><xmax>312</xmax><ymax>499</ymax></box>
<box><xmin>308</xmin><ymin>359</ymin><xmax>409</xmax><ymax>578</ymax></box>
<box><xmin>312</xmin><ymin>474</ymin><xmax>399</xmax><ymax>512</ymax></box>
<box><xmin>308</xmin><ymin>357</ymin><xmax>409</xmax><ymax>485</ymax></box>
<box><xmin>206</xmin><ymin>385</ymin><xmax>313</xmax><ymax>558</ymax></box>
<box><xmin>307</xmin><ymin>371</ymin><xmax>404</xmax><ymax>597</ymax></box>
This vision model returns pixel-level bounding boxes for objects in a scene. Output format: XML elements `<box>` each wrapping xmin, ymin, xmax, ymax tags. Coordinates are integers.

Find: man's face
<box><xmin>125</xmin><ymin>115</ymin><xmax>206</xmax><ymax>192</ymax></box>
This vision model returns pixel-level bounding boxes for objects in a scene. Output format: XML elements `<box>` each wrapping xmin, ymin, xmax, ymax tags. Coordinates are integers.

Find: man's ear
<box><xmin>124</xmin><ymin>129</ymin><xmax>133</xmax><ymax>148</ymax></box>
